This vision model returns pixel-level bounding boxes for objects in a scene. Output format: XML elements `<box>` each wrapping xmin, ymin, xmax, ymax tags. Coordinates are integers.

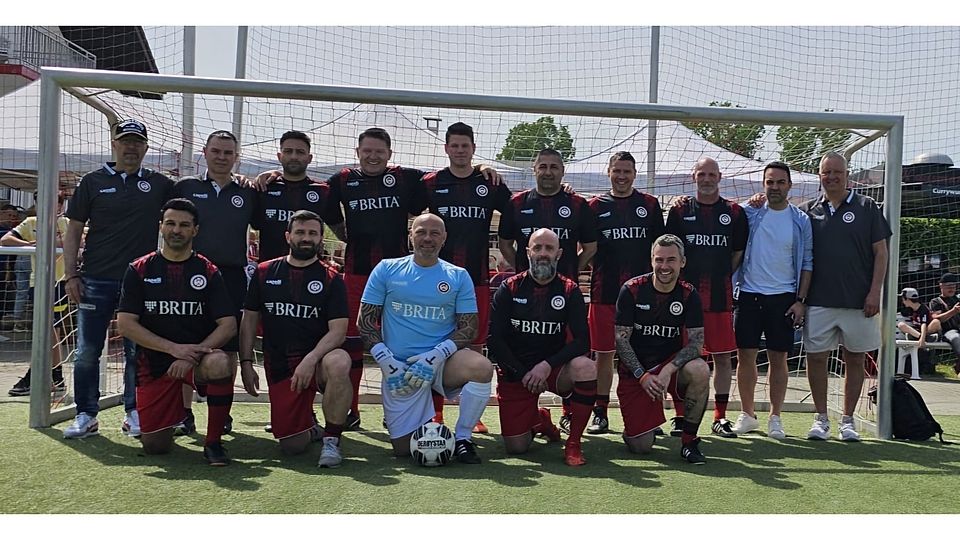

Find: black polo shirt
<box><xmin>173</xmin><ymin>173</ymin><xmax>257</xmax><ymax>269</ymax></box>
<box><xmin>800</xmin><ymin>190</ymin><xmax>892</xmax><ymax>309</ymax></box>
<box><xmin>66</xmin><ymin>163</ymin><xmax>175</xmax><ymax>280</ymax></box>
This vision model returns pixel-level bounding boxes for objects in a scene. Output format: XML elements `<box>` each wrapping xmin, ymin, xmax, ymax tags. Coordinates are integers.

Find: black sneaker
<box><xmin>681</xmin><ymin>437</ymin><xmax>706</xmax><ymax>465</ymax></box>
<box><xmin>670</xmin><ymin>416</ymin><xmax>684</xmax><ymax>437</ymax></box>
<box><xmin>586</xmin><ymin>408</ymin><xmax>609</xmax><ymax>435</ymax></box>
<box><xmin>203</xmin><ymin>441</ymin><xmax>230</xmax><ymax>466</ymax></box>
<box><xmin>174</xmin><ymin>410</ymin><xmax>196</xmax><ymax>436</ymax></box>
<box><xmin>711</xmin><ymin>418</ymin><xmax>738</xmax><ymax>439</ymax></box>
<box><xmin>454</xmin><ymin>439</ymin><xmax>482</xmax><ymax>464</ymax></box>
<box><xmin>558</xmin><ymin>413</ymin><xmax>572</xmax><ymax>435</ymax></box>
<box><xmin>8</xmin><ymin>374</ymin><xmax>30</xmax><ymax>397</ymax></box>
<box><xmin>653</xmin><ymin>426</ymin><xmax>665</xmax><ymax>436</ymax></box>
<box><xmin>223</xmin><ymin>414</ymin><xmax>233</xmax><ymax>435</ymax></box>
<box><xmin>344</xmin><ymin>410</ymin><xmax>361</xmax><ymax>431</ymax></box>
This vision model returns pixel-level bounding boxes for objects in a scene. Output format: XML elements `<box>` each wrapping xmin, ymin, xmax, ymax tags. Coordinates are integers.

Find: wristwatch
<box><xmin>796</xmin><ymin>296</ymin><xmax>807</xmax><ymax>305</ymax></box>
<box><xmin>633</xmin><ymin>366</ymin><xmax>645</xmax><ymax>379</ymax></box>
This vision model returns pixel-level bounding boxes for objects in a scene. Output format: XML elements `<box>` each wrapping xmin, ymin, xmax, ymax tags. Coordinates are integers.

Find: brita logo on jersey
<box><xmin>632</xmin><ymin>323</ymin><xmax>682</xmax><ymax>338</ymax></box>
<box><xmin>602</xmin><ymin>227</ymin><xmax>647</xmax><ymax>240</ymax></box>
<box><xmin>684</xmin><ymin>234</ymin><xmax>729</xmax><ymax>247</ymax></box>
<box><xmin>137</xmin><ymin>180</ymin><xmax>151</xmax><ymax>193</ymax></box>
<box><xmin>348</xmin><ymin>196</ymin><xmax>400</xmax><ymax>211</ymax></box>
<box><xmin>510</xmin><ymin>318</ymin><xmax>563</xmax><ymax>335</ymax></box>
<box><xmin>391</xmin><ymin>301</ymin><xmax>449</xmax><ymax>320</ymax></box>
<box><xmin>265</xmin><ymin>209</ymin><xmax>302</xmax><ymax>222</ymax></box>
<box><xmin>145</xmin><ymin>301</ymin><xmax>204</xmax><ymax>316</ymax></box>
<box><xmin>438</xmin><ymin>206</ymin><xmax>487</xmax><ymax>219</ymax></box>
<box><xmin>265</xmin><ymin>303</ymin><xmax>321</xmax><ymax>318</ymax></box>
<box><xmin>190</xmin><ymin>275</ymin><xmax>207</xmax><ymax>290</ymax></box>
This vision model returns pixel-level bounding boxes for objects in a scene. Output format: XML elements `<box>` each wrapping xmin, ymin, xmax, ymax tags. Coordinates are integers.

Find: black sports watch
<box><xmin>633</xmin><ymin>366</ymin><xmax>645</xmax><ymax>379</ymax></box>
<box><xmin>796</xmin><ymin>296</ymin><xmax>807</xmax><ymax>305</ymax></box>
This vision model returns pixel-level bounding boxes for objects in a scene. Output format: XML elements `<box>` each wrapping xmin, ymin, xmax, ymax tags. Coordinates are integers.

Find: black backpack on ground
<box><xmin>890</xmin><ymin>377</ymin><xmax>949</xmax><ymax>443</ymax></box>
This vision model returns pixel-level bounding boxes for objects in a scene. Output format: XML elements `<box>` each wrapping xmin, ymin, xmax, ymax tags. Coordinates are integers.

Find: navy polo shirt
<box><xmin>173</xmin><ymin>173</ymin><xmax>257</xmax><ymax>268</ymax></box>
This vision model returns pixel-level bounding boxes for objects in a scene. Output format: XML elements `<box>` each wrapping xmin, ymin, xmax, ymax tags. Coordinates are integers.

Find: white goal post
<box><xmin>31</xmin><ymin>67</ymin><xmax>905</xmax><ymax>437</ymax></box>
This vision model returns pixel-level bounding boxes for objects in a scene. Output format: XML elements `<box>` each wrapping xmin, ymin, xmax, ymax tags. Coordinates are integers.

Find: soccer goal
<box><xmin>28</xmin><ymin>67</ymin><xmax>904</xmax><ymax>437</ymax></box>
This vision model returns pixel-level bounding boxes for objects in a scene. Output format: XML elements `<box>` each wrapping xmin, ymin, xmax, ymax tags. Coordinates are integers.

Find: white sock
<box><xmin>455</xmin><ymin>381</ymin><xmax>491</xmax><ymax>441</ymax></box>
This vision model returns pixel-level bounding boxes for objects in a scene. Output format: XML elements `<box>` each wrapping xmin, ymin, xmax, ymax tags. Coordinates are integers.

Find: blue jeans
<box><xmin>12</xmin><ymin>256</ymin><xmax>30</xmax><ymax>319</ymax></box>
<box><xmin>73</xmin><ymin>276</ymin><xmax>137</xmax><ymax>416</ymax></box>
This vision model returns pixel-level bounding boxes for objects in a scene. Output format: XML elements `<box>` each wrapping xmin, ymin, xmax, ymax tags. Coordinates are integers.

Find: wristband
<box><xmin>240</xmin><ymin>358</ymin><xmax>255</xmax><ymax>365</ymax></box>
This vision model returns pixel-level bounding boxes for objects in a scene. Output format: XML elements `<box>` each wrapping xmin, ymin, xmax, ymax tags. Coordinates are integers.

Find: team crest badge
<box><xmin>231</xmin><ymin>195</ymin><xmax>244</xmax><ymax>208</ymax></box>
<box><xmin>719</xmin><ymin>213</ymin><xmax>731</xmax><ymax>225</ymax></box>
<box><xmin>308</xmin><ymin>280</ymin><xmax>323</xmax><ymax>294</ymax></box>
<box><xmin>558</xmin><ymin>206</ymin><xmax>571</xmax><ymax>218</ymax></box>
<box><xmin>437</xmin><ymin>281</ymin><xmax>451</xmax><ymax>294</ymax></box>
<box><xmin>842</xmin><ymin>211</ymin><xmax>855</xmax><ymax>223</ymax></box>
<box><xmin>383</xmin><ymin>174</ymin><xmax>397</xmax><ymax>187</ymax></box>
<box><xmin>636</xmin><ymin>207</ymin><xmax>648</xmax><ymax>218</ymax></box>
<box><xmin>476</xmin><ymin>184</ymin><xmax>489</xmax><ymax>197</ymax></box>
<box><xmin>669</xmin><ymin>301</ymin><xmax>684</xmax><ymax>316</ymax></box>
<box><xmin>306</xmin><ymin>190</ymin><xmax>320</xmax><ymax>203</ymax></box>
<box><xmin>137</xmin><ymin>180</ymin><xmax>151</xmax><ymax>193</ymax></box>
<box><xmin>190</xmin><ymin>274</ymin><xmax>207</xmax><ymax>290</ymax></box>
<box><xmin>551</xmin><ymin>295</ymin><xmax>566</xmax><ymax>310</ymax></box>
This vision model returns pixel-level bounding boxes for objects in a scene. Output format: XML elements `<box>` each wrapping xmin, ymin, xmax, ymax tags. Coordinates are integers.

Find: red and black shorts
<box><xmin>136</xmin><ymin>366</ymin><xmax>195</xmax><ymax>435</ymax></box>
<box><xmin>473</xmin><ymin>285</ymin><xmax>490</xmax><ymax>346</ymax></box>
<box><xmin>703</xmin><ymin>310</ymin><xmax>736</xmax><ymax>356</ymax></box>
<box><xmin>496</xmin><ymin>364</ymin><xmax>565</xmax><ymax>437</ymax></box>
<box><xmin>617</xmin><ymin>359</ymin><xmax>680</xmax><ymax>438</ymax></box>
<box><xmin>267</xmin><ymin>377</ymin><xmax>320</xmax><ymax>440</ymax></box>
<box><xmin>588</xmin><ymin>303</ymin><xmax>616</xmax><ymax>353</ymax></box>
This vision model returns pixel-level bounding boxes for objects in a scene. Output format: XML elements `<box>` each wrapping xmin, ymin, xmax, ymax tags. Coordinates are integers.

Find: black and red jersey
<box><xmin>615</xmin><ymin>273</ymin><xmax>703</xmax><ymax>371</ymax></box>
<box><xmin>327</xmin><ymin>166</ymin><xmax>428</xmax><ymax>276</ymax></box>
<box><xmin>497</xmin><ymin>189</ymin><xmax>596</xmax><ymax>281</ymax></box>
<box><xmin>588</xmin><ymin>190</ymin><xmax>666</xmax><ymax>305</ymax></box>
<box><xmin>244</xmin><ymin>257</ymin><xmax>348</xmax><ymax>385</ymax></box>
<box><xmin>665</xmin><ymin>198</ymin><xmax>748</xmax><ymax>312</ymax></box>
<box><xmin>487</xmin><ymin>271</ymin><xmax>589</xmax><ymax>382</ymax></box>
<box><xmin>119</xmin><ymin>251</ymin><xmax>234</xmax><ymax>380</ymax></box>
<box><xmin>254</xmin><ymin>177</ymin><xmax>343</xmax><ymax>262</ymax></box>
<box><xmin>423</xmin><ymin>167</ymin><xmax>511</xmax><ymax>286</ymax></box>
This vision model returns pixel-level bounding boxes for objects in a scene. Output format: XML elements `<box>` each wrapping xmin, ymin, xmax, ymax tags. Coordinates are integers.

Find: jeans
<box><xmin>73</xmin><ymin>276</ymin><xmax>137</xmax><ymax>416</ymax></box>
<box><xmin>943</xmin><ymin>329</ymin><xmax>960</xmax><ymax>358</ymax></box>
<box><xmin>12</xmin><ymin>256</ymin><xmax>31</xmax><ymax>320</ymax></box>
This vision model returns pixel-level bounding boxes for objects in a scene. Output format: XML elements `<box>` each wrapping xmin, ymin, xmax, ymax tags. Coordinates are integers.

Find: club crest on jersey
<box><xmin>719</xmin><ymin>213</ymin><xmax>731</xmax><ymax>225</ymax></box>
<box><xmin>437</xmin><ymin>281</ymin><xmax>451</xmax><ymax>294</ymax></box>
<box><xmin>551</xmin><ymin>295</ymin><xmax>566</xmax><ymax>310</ymax></box>
<box><xmin>307</xmin><ymin>280</ymin><xmax>323</xmax><ymax>294</ymax></box>
<box><xmin>231</xmin><ymin>195</ymin><xmax>244</xmax><ymax>208</ymax></box>
<box><xmin>383</xmin><ymin>174</ymin><xmax>397</xmax><ymax>188</ymax></box>
<box><xmin>137</xmin><ymin>180</ymin><xmax>151</xmax><ymax>193</ymax></box>
<box><xmin>558</xmin><ymin>206</ymin><xmax>571</xmax><ymax>218</ymax></box>
<box><xmin>636</xmin><ymin>207</ymin><xmax>648</xmax><ymax>218</ymax></box>
<box><xmin>306</xmin><ymin>191</ymin><xmax>320</xmax><ymax>203</ymax></box>
<box><xmin>842</xmin><ymin>211</ymin><xmax>855</xmax><ymax>223</ymax></box>
<box><xmin>669</xmin><ymin>301</ymin><xmax>683</xmax><ymax>316</ymax></box>
<box><xmin>476</xmin><ymin>184</ymin><xmax>489</xmax><ymax>197</ymax></box>
<box><xmin>190</xmin><ymin>274</ymin><xmax>207</xmax><ymax>290</ymax></box>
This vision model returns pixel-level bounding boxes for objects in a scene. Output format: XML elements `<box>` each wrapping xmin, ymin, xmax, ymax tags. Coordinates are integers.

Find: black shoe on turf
<box><xmin>223</xmin><ymin>414</ymin><xmax>233</xmax><ymax>434</ymax></box>
<box><xmin>203</xmin><ymin>441</ymin><xmax>230</xmax><ymax>466</ymax></box>
<box><xmin>8</xmin><ymin>374</ymin><xmax>30</xmax><ymax>397</ymax></box>
<box><xmin>174</xmin><ymin>410</ymin><xmax>196</xmax><ymax>436</ymax></box>
<box><xmin>454</xmin><ymin>439</ymin><xmax>482</xmax><ymax>464</ymax></box>
<box><xmin>586</xmin><ymin>408</ymin><xmax>609</xmax><ymax>435</ymax></box>
<box><xmin>344</xmin><ymin>410</ymin><xmax>361</xmax><ymax>431</ymax></box>
<box><xmin>670</xmin><ymin>416</ymin><xmax>684</xmax><ymax>437</ymax></box>
<box><xmin>653</xmin><ymin>426</ymin><xmax>665</xmax><ymax>436</ymax></box>
<box><xmin>558</xmin><ymin>413</ymin><xmax>572</xmax><ymax>435</ymax></box>
<box><xmin>681</xmin><ymin>437</ymin><xmax>706</xmax><ymax>465</ymax></box>
<box><xmin>711</xmin><ymin>418</ymin><xmax>738</xmax><ymax>439</ymax></box>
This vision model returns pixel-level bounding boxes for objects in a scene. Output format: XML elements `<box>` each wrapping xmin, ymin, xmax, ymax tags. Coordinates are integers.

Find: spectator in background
<box><xmin>898</xmin><ymin>287</ymin><xmax>936</xmax><ymax>349</ymax></box>
<box><xmin>928</xmin><ymin>273</ymin><xmax>960</xmax><ymax>374</ymax></box>
<box><xmin>0</xmin><ymin>203</ymin><xmax>24</xmax><ymax>330</ymax></box>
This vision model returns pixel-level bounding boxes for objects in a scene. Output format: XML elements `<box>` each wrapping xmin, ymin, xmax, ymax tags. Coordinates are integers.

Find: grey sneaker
<box><xmin>839</xmin><ymin>415</ymin><xmax>861</xmax><ymax>442</ymax></box>
<box><xmin>807</xmin><ymin>413</ymin><xmax>831</xmax><ymax>440</ymax></box>
<box><xmin>64</xmin><ymin>413</ymin><xmax>99</xmax><ymax>439</ymax></box>
<box><xmin>318</xmin><ymin>437</ymin><xmax>343</xmax><ymax>468</ymax></box>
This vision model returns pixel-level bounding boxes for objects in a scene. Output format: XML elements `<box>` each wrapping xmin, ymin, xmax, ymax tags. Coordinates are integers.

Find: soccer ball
<box><xmin>410</xmin><ymin>422</ymin><xmax>455</xmax><ymax>467</ymax></box>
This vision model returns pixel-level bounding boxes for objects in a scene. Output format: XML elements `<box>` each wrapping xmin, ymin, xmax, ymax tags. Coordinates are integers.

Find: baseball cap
<box><xmin>940</xmin><ymin>273</ymin><xmax>959</xmax><ymax>284</ymax></box>
<box><xmin>113</xmin><ymin>119</ymin><xmax>148</xmax><ymax>141</ymax></box>
<box><xmin>901</xmin><ymin>287</ymin><xmax>920</xmax><ymax>300</ymax></box>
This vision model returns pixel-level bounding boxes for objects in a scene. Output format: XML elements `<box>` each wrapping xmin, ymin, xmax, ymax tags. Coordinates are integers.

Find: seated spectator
<box><xmin>929</xmin><ymin>273</ymin><xmax>960</xmax><ymax>374</ymax></box>
<box><xmin>898</xmin><ymin>287</ymin><xmax>939</xmax><ymax>349</ymax></box>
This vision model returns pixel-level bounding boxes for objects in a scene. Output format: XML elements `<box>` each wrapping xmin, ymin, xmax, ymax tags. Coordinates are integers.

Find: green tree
<box><xmin>681</xmin><ymin>101</ymin><xmax>766</xmax><ymax>159</ymax></box>
<box><xmin>776</xmin><ymin>110</ymin><xmax>853</xmax><ymax>173</ymax></box>
<box><xmin>497</xmin><ymin>116</ymin><xmax>575</xmax><ymax>161</ymax></box>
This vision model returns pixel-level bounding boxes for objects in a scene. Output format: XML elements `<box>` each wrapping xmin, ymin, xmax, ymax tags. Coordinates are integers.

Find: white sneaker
<box><xmin>839</xmin><ymin>416</ymin><xmax>861</xmax><ymax>442</ymax></box>
<box><xmin>731</xmin><ymin>412</ymin><xmax>760</xmax><ymax>434</ymax></box>
<box><xmin>767</xmin><ymin>415</ymin><xmax>786</xmax><ymax>440</ymax></box>
<box><xmin>318</xmin><ymin>437</ymin><xmax>342</xmax><ymax>468</ymax></box>
<box><xmin>63</xmin><ymin>413</ymin><xmax>100</xmax><ymax>439</ymax></box>
<box><xmin>122</xmin><ymin>409</ymin><xmax>141</xmax><ymax>438</ymax></box>
<box><xmin>807</xmin><ymin>413</ymin><xmax>831</xmax><ymax>440</ymax></box>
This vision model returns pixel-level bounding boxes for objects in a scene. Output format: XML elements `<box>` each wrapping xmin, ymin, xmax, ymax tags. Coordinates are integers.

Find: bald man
<box><xmin>488</xmin><ymin>228</ymin><xmax>596</xmax><ymax>466</ymax></box>
<box><xmin>358</xmin><ymin>213</ymin><xmax>494</xmax><ymax>463</ymax></box>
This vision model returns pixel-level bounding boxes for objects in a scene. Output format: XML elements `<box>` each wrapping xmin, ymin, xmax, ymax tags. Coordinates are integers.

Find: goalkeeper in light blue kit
<box><xmin>358</xmin><ymin>213</ymin><xmax>494</xmax><ymax>463</ymax></box>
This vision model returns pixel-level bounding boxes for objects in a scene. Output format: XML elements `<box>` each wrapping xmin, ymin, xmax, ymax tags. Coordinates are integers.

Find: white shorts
<box><xmin>381</xmin><ymin>355</ymin><xmax>463</xmax><ymax>439</ymax></box>
<box><xmin>803</xmin><ymin>306</ymin><xmax>881</xmax><ymax>353</ymax></box>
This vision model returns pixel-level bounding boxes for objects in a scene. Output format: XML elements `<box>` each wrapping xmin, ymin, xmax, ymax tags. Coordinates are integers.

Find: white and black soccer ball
<box><xmin>410</xmin><ymin>422</ymin><xmax>455</xmax><ymax>467</ymax></box>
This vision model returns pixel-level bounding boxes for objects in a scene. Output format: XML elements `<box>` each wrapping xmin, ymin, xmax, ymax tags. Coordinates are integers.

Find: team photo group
<box><xmin>54</xmin><ymin>116</ymin><xmax>892</xmax><ymax>469</ymax></box>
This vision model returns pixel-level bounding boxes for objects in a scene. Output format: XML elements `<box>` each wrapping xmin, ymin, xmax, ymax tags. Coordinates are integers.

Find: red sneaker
<box><xmin>534</xmin><ymin>407</ymin><xmax>562</xmax><ymax>442</ymax></box>
<box><xmin>472</xmin><ymin>420</ymin><xmax>488</xmax><ymax>434</ymax></box>
<box><xmin>563</xmin><ymin>441</ymin><xmax>586</xmax><ymax>467</ymax></box>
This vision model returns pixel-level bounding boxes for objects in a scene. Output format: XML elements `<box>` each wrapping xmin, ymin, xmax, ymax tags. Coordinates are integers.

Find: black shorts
<box><xmin>218</xmin><ymin>266</ymin><xmax>248</xmax><ymax>353</ymax></box>
<box><xmin>734</xmin><ymin>291</ymin><xmax>796</xmax><ymax>353</ymax></box>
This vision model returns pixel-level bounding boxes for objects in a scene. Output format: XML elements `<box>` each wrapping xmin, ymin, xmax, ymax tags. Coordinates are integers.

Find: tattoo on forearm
<box><xmin>358</xmin><ymin>303</ymin><xmax>383</xmax><ymax>350</ymax></box>
<box><xmin>451</xmin><ymin>313</ymin><xmax>478</xmax><ymax>349</ymax></box>
<box><xmin>615</xmin><ymin>325</ymin><xmax>643</xmax><ymax>374</ymax></box>
<box><xmin>671</xmin><ymin>327</ymin><xmax>704</xmax><ymax>369</ymax></box>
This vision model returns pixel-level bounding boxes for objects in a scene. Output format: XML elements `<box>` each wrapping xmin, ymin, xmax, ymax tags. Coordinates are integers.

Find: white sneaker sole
<box><xmin>64</xmin><ymin>426</ymin><xmax>100</xmax><ymax>439</ymax></box>
<box><xmin>768</xmin><ymin>431</ymin><xmax>786</xmax><ymax>440</ymax></box>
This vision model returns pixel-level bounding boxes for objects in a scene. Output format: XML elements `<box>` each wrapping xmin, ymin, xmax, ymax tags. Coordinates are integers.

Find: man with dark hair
<box><xmin>928</xmin><ymin>273</ymin><xmax>960</xmax><ymax>374</ymax></box>
<box><xmin>731</xmin><ymin>161</ymin><xmax>812</xmax><ymax>439</ymax></box>
<box><xmin>586</xmin><ymin>151</ymin><xmax>665</xmax><ymax>434</ymax></box>
<box><xmin>614</xmin><ymin>233</ymin><xmax>711</xmax><ymax>464</ymax></box>
<box><xmin>239</xmin><ymin>210</ymin><xmax>352</xmax><ymax>466</ymax></box>
<box><xmin>63</xmin><ymin>119</ymin><xmax>176</xmax><ymax>439</ymax></box>
<box><xmin>117</xmin><ymin>198</ymin><xmax>237</xmax><ymax>465</ymax></box>
<box><xmin>488</xmin><ymin>228</ymin><xmax>596</xmax><ymax>466</ymax></box>
<box><xmin>421</xmin><ymin>122</ymin><xmax>510</xmax><ymax>431</ymax></box>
